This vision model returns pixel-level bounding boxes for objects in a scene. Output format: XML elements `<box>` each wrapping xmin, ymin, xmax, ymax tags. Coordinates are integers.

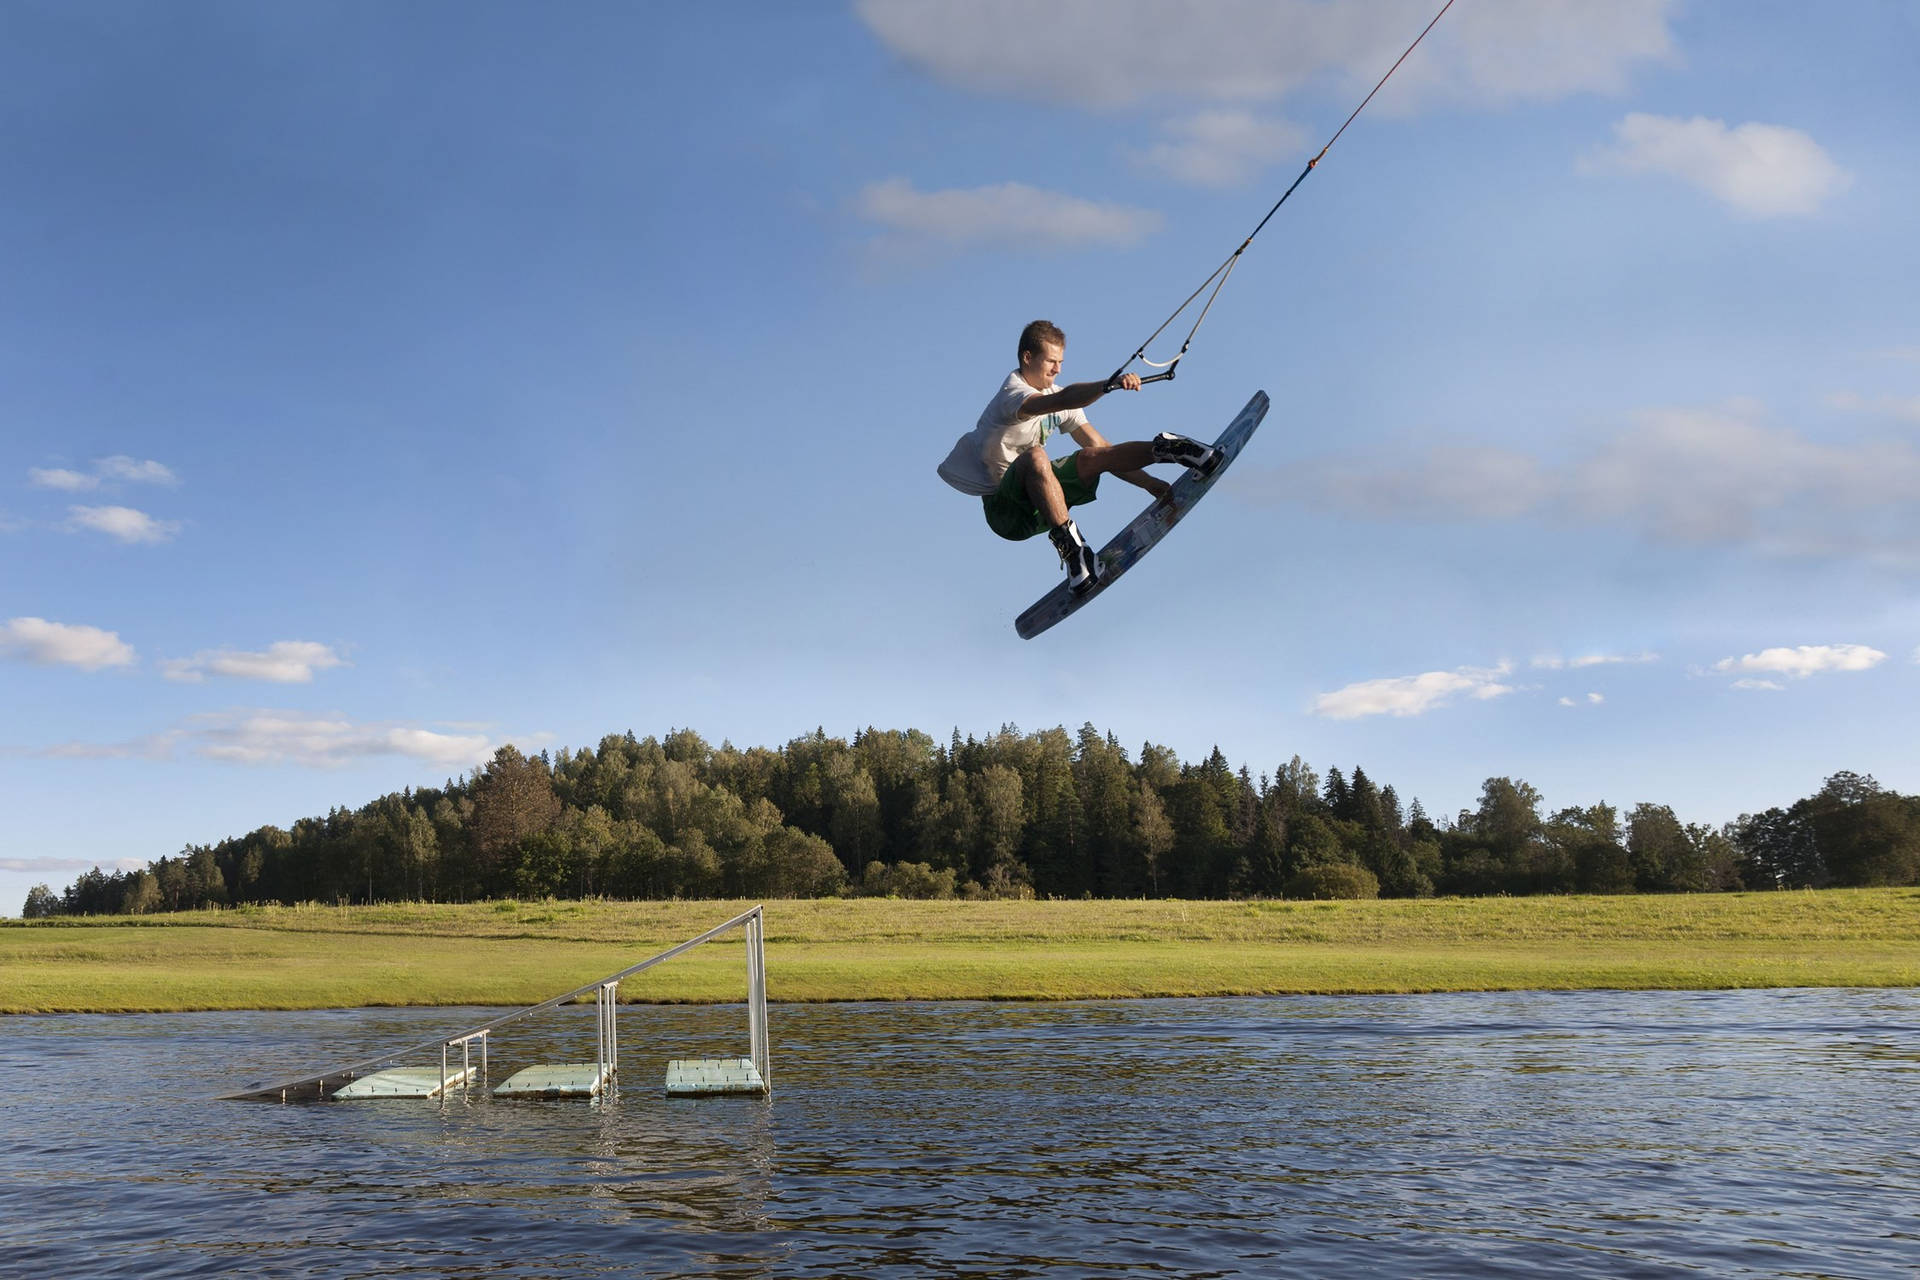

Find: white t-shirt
<box><xmin>937</xmin><ymin>371</ymin><xmax>1091</xmax><ymax>497</ymax></box>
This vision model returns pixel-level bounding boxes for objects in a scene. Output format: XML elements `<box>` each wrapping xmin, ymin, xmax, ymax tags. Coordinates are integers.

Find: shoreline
<box><xmin>6</xmin><ymin>890</ymin><xmax>1918</xmax><ymax>1015</ymax></box>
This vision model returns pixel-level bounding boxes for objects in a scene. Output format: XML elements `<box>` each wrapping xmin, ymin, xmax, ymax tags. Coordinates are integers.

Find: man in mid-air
<box><xmin>939</xmin><ymin>320</ymin><xmax>1221</xmax><ymax>595</ymax></box>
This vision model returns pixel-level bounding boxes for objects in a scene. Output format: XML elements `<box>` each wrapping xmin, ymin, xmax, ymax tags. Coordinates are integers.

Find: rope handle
<box><xmin>1104</xmin><ymin>369</ymin><xmax>1177</xmax><ymax>392</ymax></box>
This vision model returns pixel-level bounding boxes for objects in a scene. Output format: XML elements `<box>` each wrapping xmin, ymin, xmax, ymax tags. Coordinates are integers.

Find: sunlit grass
<box><xmin>4</xmin><ymin>889</ymin><xmax>1917</xmax><ymax>1013</ymax></box>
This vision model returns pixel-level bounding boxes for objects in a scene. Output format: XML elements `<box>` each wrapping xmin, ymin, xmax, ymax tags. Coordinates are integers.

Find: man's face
<box><xmin>1020</xmin><ymin>341</ymin><xmax>1064</xmax><ymax>390</ymax></box>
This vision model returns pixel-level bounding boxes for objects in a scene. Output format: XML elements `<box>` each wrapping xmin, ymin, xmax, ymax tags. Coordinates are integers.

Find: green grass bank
<box><xmin>4</xmin><ymin>889</ymin><xmax>1918</xmax><ymax>1014</ymax></box>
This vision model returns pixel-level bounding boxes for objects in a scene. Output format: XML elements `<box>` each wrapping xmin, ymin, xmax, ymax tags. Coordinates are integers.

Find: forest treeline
<box><xmin>23</xmin><ymin>725</ymin><xmax>1920</xmax><ymax>918</ymax></box>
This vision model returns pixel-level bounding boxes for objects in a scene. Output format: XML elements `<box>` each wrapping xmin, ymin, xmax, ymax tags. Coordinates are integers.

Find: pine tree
<box><xmin>1349</xmin><ymin>766</ymin><xmax>1383</xmax><ymax>831</ymax></box>
<box><xmin>1323</xmin><ymin>766</ymin><xmax>1350</xmax><ymax>818</ymax></box>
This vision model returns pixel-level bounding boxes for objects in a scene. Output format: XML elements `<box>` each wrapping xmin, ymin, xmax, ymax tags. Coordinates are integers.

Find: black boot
<box><xmin>1048</xmin><ymin>520</ymin><xmax>1102</xmax><ymax>595</ymax></box>
<box><xmin>1152</xmin><ymin>431</ymin><xmax>1223</xmax><ymax>477</ymax></box>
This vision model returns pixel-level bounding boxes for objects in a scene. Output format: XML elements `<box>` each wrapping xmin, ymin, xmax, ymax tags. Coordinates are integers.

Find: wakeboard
<box><xmin>1015</xmin><ymin>389</ymin><xmax>1269</xmax><ymax>639</ymax></box>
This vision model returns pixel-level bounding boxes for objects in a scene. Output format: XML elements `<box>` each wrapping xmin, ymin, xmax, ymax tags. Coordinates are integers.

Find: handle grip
<box><xmin>1105</xmin><ymin>367</ymin><xmax>1176</xmax><ymax>391</ymax></box>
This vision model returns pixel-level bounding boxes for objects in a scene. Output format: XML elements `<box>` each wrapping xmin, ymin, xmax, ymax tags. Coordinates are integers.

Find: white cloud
<box><xmin>1579</xmin><ymin>113</ymin><xmax>1850</xmax><ymax>218</ymax></box>
<box><xmin>1731</xmin><ymin>678</ymin><xmax>1786</xmax><ymax>692</ymax></box>
<box><xmin>95</xmin><ymin>456</ymin><xmax>178</xmax><ymax>486</ymax></box>
<box><xmin>1712</xmin><ymin>644</ymin><xmax>1886</xmax><ymax>680</ymax></box>
<box><xmin>29</xmin><ymin>468</ymin><xmax>98</xmax><ymax>491</ymax></box>
<box><xmin>1131</xmin><ymin>110</ymin><xmax>1308</xmax><ymax>187</ymax></box>
<box><xmin>1312</xmin><ymin>660</ymin><xmax>1514</xmax><ymax>720</ymax></box>
<box><xmin>184</xmin><ymin>710</ymin><xmax>487</xmax><ymax>771</ymax></box>
<box><xmin>856</xmin><ymin>178</ymin><xmax>1161</xmax><ymax>256</ymax></box>
<box><xmin>32</xmin><ymin>711</ymin><xmax>496</xmax><ymax>770</ymax></box>
<box><xmin>1254</xmin><ymin>401</ymin><xmax>1920</xmax><ymax>568</ymax></box>
<box><xmin>1829</xmin><ymin>392</ymin><xmax>1920</xmax><ymax>425</ymax></box>
<box><xmin>189</xmin><ymin>712</ymin><xmax>495</xmax><ymax>769</ymax></box>
<box><xmin>30</xmin><ymin>457</ymin><xmax>177</xmax><ymax>493</ymax></box>
<box><xmin>161</xmin><ymin>641</ymin><xmax>349</xmax><ymax>685</ymax></box>
<box><xmin>856</xmin><ymin>0</ymin><xmax>1675</xmax><ymax>111</ymax></box>
<box><xmin>0</xmin><ymin>617</ymin><xmax>136</xmax><ymax>671</ymax></box>
<box><xmin>1392</xmin><ymin>0</ymin><xmax>1678</xmax><ymax>108</ymax></box>
<box><xmin>66</xmin><ymin>505</ymin><xmax>181</xmax><ymax>544</ymax></box>
<box><xmin>1533</xmin><ymin>651</ymin><xmax>1658</xmax><ymax>670</ymax></box>
<box><xmin>1556</xmin><ymin>692</ymin><xmax>1606</xmax><ymax>708</ymax></box>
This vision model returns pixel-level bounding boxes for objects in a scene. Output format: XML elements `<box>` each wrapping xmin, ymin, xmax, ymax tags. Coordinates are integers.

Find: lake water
<box><xmin>1</xmin><ymin>989</ymin><xmax>1916</xmax><ymax>1277</ymax></box>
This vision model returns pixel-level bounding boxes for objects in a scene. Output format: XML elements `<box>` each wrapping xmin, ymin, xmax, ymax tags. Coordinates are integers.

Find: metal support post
<box><xmin>747</xmin><ymin>907</ymin><xmax>770</xmax><ymax>1091</ymax></box>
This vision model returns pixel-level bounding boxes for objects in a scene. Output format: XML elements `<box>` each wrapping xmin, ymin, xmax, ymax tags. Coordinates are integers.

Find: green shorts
<box><xmin>982</xmin><ymin>453</ymin><xmax>1100</xmax><ymax>542</ymax></box>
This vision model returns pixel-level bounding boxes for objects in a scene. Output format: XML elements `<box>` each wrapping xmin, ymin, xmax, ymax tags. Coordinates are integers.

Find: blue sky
<box><xmin>5</xmin><ymin>0</ymin><xmax>1918</xmax><ymax>913</ymax></box>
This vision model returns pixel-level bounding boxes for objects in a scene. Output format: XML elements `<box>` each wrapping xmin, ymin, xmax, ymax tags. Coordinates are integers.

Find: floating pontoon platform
<box><xmin>494</xmin><ymin>1064</ymin><xmax>612</xmax><ymax>1098</ymax></box>
<box><xmin>333</xmin><ymin>1066</ymin><xmax>477</xmax><ymax>1100</ymax></box>
<box><xmin>665</xmin><ymin>1057</ymin><xmax>767</xmax><ymax>1097</ymax></box>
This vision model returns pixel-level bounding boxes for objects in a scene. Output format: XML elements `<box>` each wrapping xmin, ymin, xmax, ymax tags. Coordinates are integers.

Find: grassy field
<box><xmin>4</xmin><ymin>890</ymin><xmax>1918</xmax><ymax>1014</ymax></box>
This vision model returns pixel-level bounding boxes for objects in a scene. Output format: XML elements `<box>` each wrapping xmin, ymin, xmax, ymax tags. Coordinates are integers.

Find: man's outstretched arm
<box><xmin>1021</xmin><ymin>371</ymin><xmax>1141</xmax><ymax>418</ymax></box>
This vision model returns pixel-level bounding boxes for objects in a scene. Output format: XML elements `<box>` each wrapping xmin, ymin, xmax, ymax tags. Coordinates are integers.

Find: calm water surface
<box><xmin>1</xmin><ymin>989</ymin><xmax>1916</xmax><ymax>1277</ymax></box>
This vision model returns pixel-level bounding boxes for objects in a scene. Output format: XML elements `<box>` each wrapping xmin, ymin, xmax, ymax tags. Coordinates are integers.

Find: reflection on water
<box><xmin>1</xmin><ymin>989</ymin><xmax>1916</xmax><ymax>1277</ymax></box>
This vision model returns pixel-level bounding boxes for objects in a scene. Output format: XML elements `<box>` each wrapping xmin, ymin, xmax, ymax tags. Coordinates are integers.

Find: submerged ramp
<box><xmin>220</xmin><ymin>905</ymin><xmax>771</xmax><ymax>1104</ymax></box>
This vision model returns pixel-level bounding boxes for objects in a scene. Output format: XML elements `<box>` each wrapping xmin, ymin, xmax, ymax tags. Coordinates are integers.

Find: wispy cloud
<box><xmin>1731</xmin><ymin>678</ymin><xmax>1786</xmax><ymax>692</ymax></box>
<box><xmin>29</xmin><ymin>467</ymin><xmax>98</xmax><ymax>492</ymax></box>
<box><xmin>856</xmin><ymin>179</ymin><xmax>1161</xmax><ymax>257</ymax></box>
<box><xmin>1829</xmin><ymin>392</ymin><xmax>1920</xmax><ymax>425</ymax></box>
<box><xmin>1250</xmin><ymin>401</ymin><xmax>1920</xmax><ymax>569</ymax></box>
<box><xmin>0</xmin><ymin>855</ymin><xmax>148</xmax><ymax>875</ymax></box>
<box><xmin>1579</xmin><ymin>113</ymin><xmax>1850</xmax><ymax>218</ymax></box>
<box><xmin>856</xmin><ymin>0</ymin><xmax>1676</xmax><ymax>111</ymax></box>
<box><xmin>188</xmin><ymin>712</ymin><xmax>491</xmax><ymax>768</ymax></box>
<box><xmin>66</xmin><ymin>505</ymin><xmax>181</xmax><ymax>544</ymax></box>
<box><xmin>1312</xmin><ymin>660</ymin><xmax>1514</xmax><ymax>720</ymax></box>
<box><xmin>1557</xmin><ymin>692</ymin><xmax>1606</xmax><ymax>707</ymax></box>
<box><xmin>1533</xmin><ymin>652</ymin><xmax>1659</xmax><ymax>670</ymax></box>
<box><xmin>96</xmin><ymin>456</ymin><xmax>178</xmax><ymax>486</ymax></box>
<box><xmin>1130</xmin><ymin>110</ymin><xmax>1307</xmax><ymax>187</ymax></box>
<box><xmin>32</xmin><ymin>735</ymin><xmax>176</xmax><ymax>762</ymax></box>
<box><xmin>1712</xmin><ymin>643</ymin><xmax>1886</xmax><ymax>681</ymax></box>
<box><xmin>29</xmin><ymin>457</ymin><xmax>177</xmax><ymax>491</ymax></box>
<box><xmin>161</xmin><ymin>641</ymin><xmax>349</xmax><ymax>685</ymax></box>
<box><xmin>32</xmin><ymin>710</ymin><xmax>497</xmax><ymax>770</ymax></box>
<box><xmin>0</xmin><ymin>617</ymin><xmax>136</xmax><ymax>671</ymax></box>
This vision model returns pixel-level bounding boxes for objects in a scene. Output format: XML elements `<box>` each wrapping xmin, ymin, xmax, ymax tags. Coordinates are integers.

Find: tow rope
<box><xmin>1105</xmin><ymin>0</ymin><xmax>1457</xmax><ymax>391</ymax></box>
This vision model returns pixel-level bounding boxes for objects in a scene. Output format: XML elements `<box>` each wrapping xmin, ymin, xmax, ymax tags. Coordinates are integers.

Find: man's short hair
<box><xmin>1018</xmin><ymin>320</ymin><xmax>1066</xmax><ymax>362</ymax></box>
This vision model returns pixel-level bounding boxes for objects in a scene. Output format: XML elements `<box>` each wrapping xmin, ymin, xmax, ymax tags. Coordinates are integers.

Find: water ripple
<box><xmin>1</xmin><ymin>989</ymin><xmax>1915</xmax><ymax>1277</ymax></box>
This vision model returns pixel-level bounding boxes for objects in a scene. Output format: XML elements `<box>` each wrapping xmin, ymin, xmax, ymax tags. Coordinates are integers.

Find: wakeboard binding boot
<box><xmin>1048</xmin><ymin>519</ymin><xmax>1103</xmax><ymax>596</ymax></box>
